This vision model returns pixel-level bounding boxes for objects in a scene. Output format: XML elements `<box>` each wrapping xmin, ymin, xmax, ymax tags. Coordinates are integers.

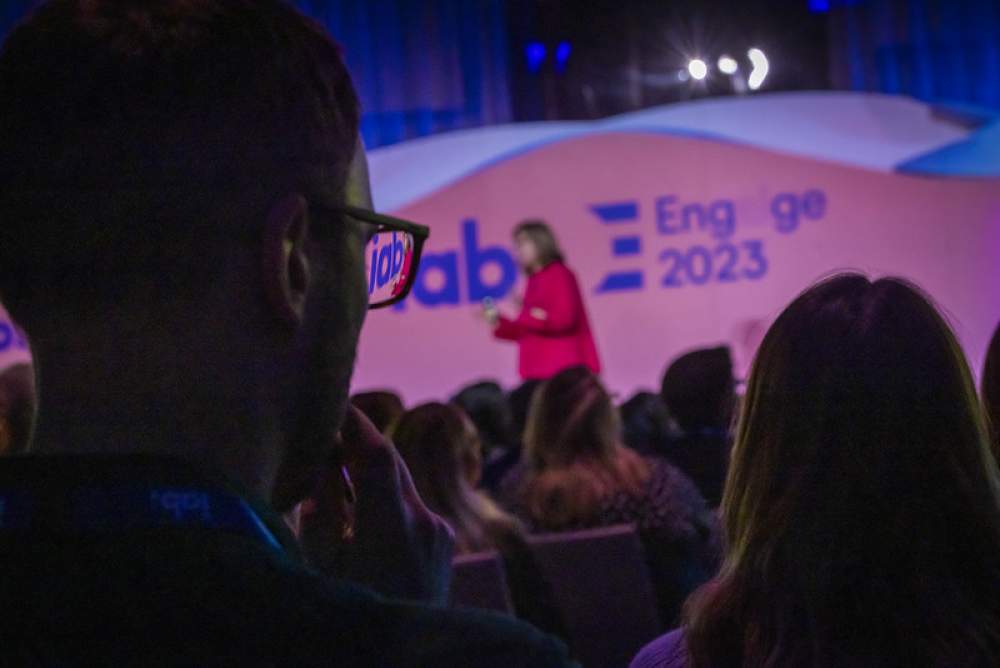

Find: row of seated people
<box><xmin>4</xmin><ymin>271</ymin><xmax>998</xmax><ymax>665</ymax></box>
<box><xmin>360</xmin><ymin>369</ymin><xmax>722</xmax><ymax>636</ymax></box>
<box><xmin>351</xmin><ymin>281</ymin><xmax>1000</xmax><ymax>666</ymax></box>
<box><xmin>353</xmin><ymin>342</ymin><xmax>737</xmax><ymax>515</ymax></box>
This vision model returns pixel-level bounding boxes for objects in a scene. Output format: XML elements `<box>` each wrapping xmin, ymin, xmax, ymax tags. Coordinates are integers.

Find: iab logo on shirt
<box><xmin>150</xmin><ymin>489</ymin><xmax>213</xmax><ymax>524</ymax></box>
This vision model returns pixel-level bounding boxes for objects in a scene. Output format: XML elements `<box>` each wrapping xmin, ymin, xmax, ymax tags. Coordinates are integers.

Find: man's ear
<box><xmin>262</xmin><ymin>193</ymin><xmax>311</xmax><ymax>328</ymax></box>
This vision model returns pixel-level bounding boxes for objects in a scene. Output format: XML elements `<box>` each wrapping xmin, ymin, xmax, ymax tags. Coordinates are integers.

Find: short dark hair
<box><xmin>350</xmin><ymin>391</ymin><xmax>405</xmax><ymax>434</ymax></box>
<box><xmin>660</xmin><ymin>346</ymin><xmax>735</xmax><ymax>432</ymax></box>
<box><xmin>0</xmin><ymin>0</ymin><xmax>360</xmax><ymax>321</ymax></box>
<box><xmin>619</xmin><ymin>391</ymin><xmax>671</xmax><ymax>453</ymax></box>
<box><xmin>451</xmin><ymin>380</ymin><xmax>514</xmax><ymax>454</ymax></box>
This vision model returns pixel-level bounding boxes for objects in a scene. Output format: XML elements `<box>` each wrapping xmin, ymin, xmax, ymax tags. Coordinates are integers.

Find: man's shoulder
<box><xmin>0</xmin><ymin>455</ymin><xmax>572</xmax><ymax>666</ymax></box>
<box><xmin>631</xmin><ymin>628</ymin><xmax>687</xmax><ymax>668</ymax></box>
<box><xmin>2</xmin><ymin>530</ymin><xmax>572</xmax><ymax>666</ymax></box>
<box><xmin>135</xmin><ymin>530</ymin><xmax>572</xmax><ymax>666</ymax></box>
<box><xmin>293</xmin><ymin>567</ymin><xmax>574</xmax><ymax>666</ymax></box>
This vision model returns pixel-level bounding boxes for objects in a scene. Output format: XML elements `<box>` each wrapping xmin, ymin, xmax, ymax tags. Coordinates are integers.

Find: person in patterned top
<box><xmin>498</xmin><ymin>366</ymin><xmax>720</xmax><ymax>625</ymax></box>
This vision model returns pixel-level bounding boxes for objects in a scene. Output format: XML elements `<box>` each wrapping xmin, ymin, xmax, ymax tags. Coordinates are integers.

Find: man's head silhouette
<box><xmin>0</xmin><ymin>0</ymin><xmax>369</xmax><ymax>511</ymax></box>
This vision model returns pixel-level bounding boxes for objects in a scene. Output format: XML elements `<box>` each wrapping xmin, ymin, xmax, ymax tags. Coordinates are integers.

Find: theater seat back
<box><xmin>527</xmin><ymin>524</ymin><xmax>663</xmax><ymax>668</ymax></box>
<box><xmin>449</xmin><ymin>550</ymin><xmax>514</xmax><ymax>614</ymax></box>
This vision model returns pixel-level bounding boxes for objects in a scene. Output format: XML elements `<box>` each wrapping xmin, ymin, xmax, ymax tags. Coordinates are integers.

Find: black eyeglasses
<box><xmin>332</xmin><ymin>204</ymin><xmax>430</xmax><ymax>310</ymax></box>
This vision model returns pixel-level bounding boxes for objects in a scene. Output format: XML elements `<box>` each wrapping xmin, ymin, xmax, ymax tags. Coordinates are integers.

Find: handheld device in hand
<box><xmin>482</xmin><ymin>297</ymin><xmax>499</xmax><ymax>326</ymax></box>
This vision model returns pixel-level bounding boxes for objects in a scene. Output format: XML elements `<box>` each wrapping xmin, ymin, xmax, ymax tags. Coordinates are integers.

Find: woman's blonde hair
<box><xmin>521</xmin><ymin>366</ymin><xmax>649</xmax><ymax>529</ymax></box>
<box><xmin>391</xmin><ymin>402</ymin><xmax>522</xmax><ymax>554</ymax></box>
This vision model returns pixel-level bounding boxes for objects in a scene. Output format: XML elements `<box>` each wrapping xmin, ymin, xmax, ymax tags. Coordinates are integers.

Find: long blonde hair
<box><xmin>521</xmin><ymin>366</ymin><xmax>649</xmax><ymax>529</ymax></box>
<box><xmin>392</xmin><ymin>402</ymin><xmax>521</xmax><ymax>554</ymax></box>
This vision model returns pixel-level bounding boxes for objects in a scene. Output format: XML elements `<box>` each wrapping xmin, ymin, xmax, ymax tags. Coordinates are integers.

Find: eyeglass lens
<box><xmin>365</xmin><ymin>229</ymin><xmax>416</xmax><ymax>306</ymax></box>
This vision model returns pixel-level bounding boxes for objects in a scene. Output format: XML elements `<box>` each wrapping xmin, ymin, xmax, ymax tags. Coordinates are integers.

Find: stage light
<box><xmin>525</xmin><ymin>42</ymin><xmax>546</xmax><ymax>73</ymax></box>
<box><xmin>717</xmin><ymin>55</ymin><xmax>738</xmax><ymax>75</ymax></box>
<box><xmin>555</xmin><ymin>41</ymin><xmax>572</xmax><ymax>73</ymax></box>
<box><xmin>687</xmin><ymin>58</ymin><xmax>708</xmax><ymax>81</ymax></box>
<box><xmin>747</xmin><ymin>48</ymin><xmax>769</xmax><ymax>90</ymax></box>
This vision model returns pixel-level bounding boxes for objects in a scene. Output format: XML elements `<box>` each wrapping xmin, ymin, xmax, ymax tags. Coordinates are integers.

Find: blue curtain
<box><xmin>829</xmin><ymin>0</ymin><xmax>1000</xmax><ymax>110</ymax></box>
<box><xmin>0</xmin><ymin>1</ymin><xmax>513</xmax><ymax>150</ymax></box>
<box><xmin>0</xmin><ymin>1</ymin><xmax>35</xmax><ymax>36</ymax></box>
<box><xmin>296</xmin><ymin>0</ymin><xmax>512</xmax><ymax>148</ymax></box>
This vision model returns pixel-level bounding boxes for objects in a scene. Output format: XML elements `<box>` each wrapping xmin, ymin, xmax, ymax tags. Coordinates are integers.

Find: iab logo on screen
<box><xmin>396</xmin><ymin>188</ymin><xmax>826</xmax><ymax>310</ymax></box>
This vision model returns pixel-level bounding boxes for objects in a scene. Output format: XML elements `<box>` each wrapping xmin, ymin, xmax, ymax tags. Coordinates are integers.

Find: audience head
<box><xmin>350</xmin><ymin>391</ymin><xmax>405</xmax><ymax>434</ymax></box>
<box><xmin>508</xmin><ymin>379</ymin><xmax>543</xmax><ymax>446</ymax></box>
<box><xmin>526</xmin><ymin>366</ymin><xmax>620</xmax><ymax>469</ymax></box>
<box><xmin>521</xmin><ymin>366</ymin><xmax>647</xmax><ymax>528</ymax></box>
<box><xmin>452</xmin><ymin>380</ymin><xmax>514</xmax><ymax>458</ymax></box>
<box><xmin>513</xmin><ymin>220</ymin><xmax>563</xmax><ymax>274</ymax></box>
<box><xmin>684</xmin><ymin>274</ymin><xmax>1000</xmax><ymax>665</ymax></box>
<box><xmin>660</xmin><ymin>346</ymin><xmax>735</xmax><ymax>434</ymax></box>
<box><xmin>983</xmin><ymin>321</ymin><xmax>1000</xmax><ymax>463</ymax></box>
<box><xmin>619</xmin><ymin>391</ymin><xmax>672</xmax><ymax>453</ymax></box>
<box><xmin>0</xmin><ymin>0</ymin><xmax>366</xmax><ymax>511</ymax></box>
<box><xmin>391</xmin><ymin>402</ymin><xmax>515</xmax><ymax>553</ymax></box>
<box><xmin>0</xmin><ymin>363</ymin><xmax>35</xmax><ymax>456</ymax></box>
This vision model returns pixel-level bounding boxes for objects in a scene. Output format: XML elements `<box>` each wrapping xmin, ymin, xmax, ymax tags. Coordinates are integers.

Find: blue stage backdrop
<box><xmin>828</xmin><ymin>0</ymin><xmax>1000</xmax><ymax>110</ymax></box>
<box><xmin>296</xmin><ymin>0</ymin><xmax>512</xmax><ymax>149</ymax></box>
<box><xmin>0</xmin><ymin>0</ymin><xmax>513</xmax><ymax>151</ymax></box>
<box><xmin>0</xmin><ymin>1</ymin><xmax>997</xmax><ymax>146</ymax></box>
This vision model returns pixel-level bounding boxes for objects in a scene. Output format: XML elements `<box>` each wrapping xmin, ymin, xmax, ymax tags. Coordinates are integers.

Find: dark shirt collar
<box><xmin>0</xmin><ymin>453</ymin><xmax>302</xmax><ymax>561</ymax></box>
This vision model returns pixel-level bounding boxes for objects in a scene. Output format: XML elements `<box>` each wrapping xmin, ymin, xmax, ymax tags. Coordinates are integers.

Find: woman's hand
<box><xmin>482</xmin><ymin>299</ymin><xmax>500</xmax><ymax>327</ymax></box>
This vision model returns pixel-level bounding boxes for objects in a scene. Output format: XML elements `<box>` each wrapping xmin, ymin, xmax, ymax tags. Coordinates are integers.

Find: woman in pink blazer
<box><xmin>487</xmin><ymin>221</ymin><xmax>600</xmax><ymax>380</ymax></box>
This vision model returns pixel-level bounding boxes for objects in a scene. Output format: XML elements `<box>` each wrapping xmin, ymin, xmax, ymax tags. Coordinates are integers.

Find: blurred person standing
<box><xmin>485</xmin><ymin>221</ymin><xmax>600</xmax><ymax>380</ymax></box>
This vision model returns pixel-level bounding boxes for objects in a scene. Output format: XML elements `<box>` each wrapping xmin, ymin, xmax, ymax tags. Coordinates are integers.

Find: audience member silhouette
<box><xmin>392</xmin><ymin>402</ymin><xmax>565</xmax><ymax>637</ymax></box>
<box><xmin>0</xmin><ymin>1</ymin><xmax>570</xmax><ymax>664</ymax></box>
<box><xmin>633</xmin><ymin>275</ymin><xmax>1000</xmax><ymax>667</ymax></box>
<box><xmin>500</xmin><ymin>366</ymin><xmax>720</xmax><ymax>625</ymax></box>
<box><xmin>620</xmin><ymin>391</ymin><xmax>673</xmax><ymax>457</ymax></box>
<box><xmin>657</xmin><ymin>347</ymin><xmax>736</xmax><ymax>507</ymax></box>
<box><xmin>451</xmin><ymin>380</ymin><xmax>516</xmax><ymax>466</ymax></box>
<box><xmin>351</xmin><ymin>390</ymin><xmax>405</xmax><ymax>434</ymax></box>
